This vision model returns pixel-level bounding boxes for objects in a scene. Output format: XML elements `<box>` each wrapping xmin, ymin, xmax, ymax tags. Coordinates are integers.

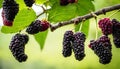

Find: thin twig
<box><xmin>50</xmin><ymin>4</ymin><xmax>120</xmax><ymax>32</ymax></box>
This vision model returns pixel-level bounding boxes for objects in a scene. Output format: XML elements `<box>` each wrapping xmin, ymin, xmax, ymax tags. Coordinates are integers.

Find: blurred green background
<box><xmin>1</xmin><ymin>0</ymin><xmax>120</xmax><ymax>69</ymax></box>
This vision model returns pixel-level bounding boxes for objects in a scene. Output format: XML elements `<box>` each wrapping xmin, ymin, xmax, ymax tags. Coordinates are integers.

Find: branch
<box><xmin>50</xmin><ymin>4</ymin><xmax>120</xmax><ymax>32</ymax></box>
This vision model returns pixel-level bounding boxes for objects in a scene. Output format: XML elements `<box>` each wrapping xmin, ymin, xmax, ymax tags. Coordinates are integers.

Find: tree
<box><xmin>0</xmin><ymin>0</ymin><xmax>120</xmax><ymax>68</ymax></box>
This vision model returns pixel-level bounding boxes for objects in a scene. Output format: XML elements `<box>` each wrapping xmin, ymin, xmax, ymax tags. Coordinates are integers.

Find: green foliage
<box><xmin>1</xmin><ymin>9</ymin><xmax>36</xmax><ymax>33</ymax></box>
<box><xmin>48</xmin><ymin>0</ymin><xmax>95</xmax><ymax>23</ymax></box>
<box><xmin>0</xmin><ymin>0</ymin><xmax>3</xmax><ymax>8</ymax></box>
<box><xmin>34</xmin><ymin>30</ymin><xmax>48</xmax><ymax>50</ymax></box>
<box><xmin>36</xmin><ymin>0</ymin><xmax>47</xmax><ymax>4</ymax></box>
<box><xmin>75</xmin><ymin>20</ymin><xmax>89</xmax><ymax>37</ymax></box>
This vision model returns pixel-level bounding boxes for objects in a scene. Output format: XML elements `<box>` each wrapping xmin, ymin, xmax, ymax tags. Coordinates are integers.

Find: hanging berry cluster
<box><xmin>63</xmin><ymin>18</ymin><xmax>120</xmax><ymax>64</ymax></box>
<box><xmin>1</xmin><ymin>0</ymin><xmax>120</xmax><ymax>65</ymax></box>
<box><xmin>9</xmin><ymin>33</ymin><xmax>29</xmax><ymax>62</ymax></box>
<box><xmin>88</xmin><ymin>18</ymin><xmax>120</xmax><ymax>64</ymax></box>
<box><xmin>62</xmin><ymin>31</ymin><xmax>86</xmax><ymax>61</ymax></box>
<box><xmin>9</xmin><ymin>19</ymin><xmax>50</xmax><ymax>62</ymax></box>
<box><xmin>2</xmin><ymin>0</ymin><xmax>19</xmax><ymax>26</ymax></box>
<box><xmin>1</xmin><ymin>0</ymin><xmax>50</xmax><ymax>62</ymax></box>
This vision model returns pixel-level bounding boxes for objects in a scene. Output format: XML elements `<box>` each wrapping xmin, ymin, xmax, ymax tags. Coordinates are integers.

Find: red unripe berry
<box><xmin>40</xmin><ymin>20</ymin><xmax>50</xmax><ymax>31</ymax></box>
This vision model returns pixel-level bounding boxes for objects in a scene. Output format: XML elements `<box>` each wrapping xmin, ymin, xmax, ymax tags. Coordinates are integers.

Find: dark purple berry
<box><xmin>99</xmin><ymin>35</ymin><xmax>112</xmax><ymax>51</ymax></box>
<box><xmin>9</xmin><ymin>33</ymin><xmax>29</xmax><ymax>62</ymax></box>
<box><xmin>26</xmin><ymin>20</ymin><xmax>42</xmax><ymax>34</ymax></box>
<box><xmin>73</xmin><ymin>32</ymin><xmax>86</xmax><ymax>61</ymax></box>
<box><xmin>2</xmin><ymin>0</ymin><xmax>19</xmax><ymax>26</ymax></box>
<box><xmin>60</xmin><ymin>0</ymin><xmax>69</xmax><ymax>6</ymax></box>
<box><xmin>24</xmin><ymin>0</ymin><xmax>35</xmax><ymax>7</ymax></box>
<box><xmin>112</xmin><ymin>19</ymin><xmax>120</xmax><ymax>48</ymax></box>
<box><xmin>113</xmin><ymin>37</ymin><xmax>120</xmax><ymax>48</ymax></box>
<box><xmin>2</xmin><ymin>10</ymin><xmax>13</xmax><ymax>26</ymax></box>
<box><xmin>98</xmin><ymin>18</ymin><xmax>112</xmax><ymax>35</ymax></box>
<box><xmin>62</xmin><ymin>30</ymin><xmax>74</xmax><ymax>57</ymax></box>
<box><xmin>26</xmin><ymin>20</ymin><xmax>50</xmax><ymax>34</ymax></box>
<box><xmin>89</xmin><ymin>36</ymin><xmax>112</xmax><ymax>64</ymax></box>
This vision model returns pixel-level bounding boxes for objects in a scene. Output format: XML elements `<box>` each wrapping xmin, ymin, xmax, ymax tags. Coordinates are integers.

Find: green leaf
<box><xmin>1</xmin><ymin>9</ymin><xmax>36</xmax><ymax>34</ymax></box>
<box><xmin>49</xmin><ymin>0</ymin><xmax>59</xmax><ymax>6</ymax></box>
<box><xmin>48</xmin><ymin>4</ymin><xmax>77</xmax><ymax>23</ymax></box>
<box><xmin>0</xmin><ymin>0</ymin><xmax>3</xmax><ymax>8</ymax></box>
<box><xmin>48</xmin><ymin>0</ymin><xmax>95</xmax><ymax>23</ymax></box>
<box><xmin>75</xmin><ymin>20</ymin><xmax>89</xmax><ymax>37</ymax></box>
<box><xmin>34</xmin><ymin>30</ymin><xmax>48</xmax><ymax>50</ymax></box>
<box><xmin>16</xmin><ymin>0</ymin><xmax>27</xmax><ymax>10</ymax></box>
<box><xmin>36</xmin><ymin>0</ymin><xmax>47</xmax><ymax>4</ymax></box>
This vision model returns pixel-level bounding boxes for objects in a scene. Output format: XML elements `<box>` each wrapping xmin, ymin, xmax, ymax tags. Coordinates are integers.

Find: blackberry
<box><xmin>26</xmin><ymin>20</ymin><xmax>50</xmax><ymax>34</ymax></box>
<box><xmin>2</xmin><ymin>10</ymin><xmax>13</xmax><ymax>26</ymax></box>
<box><xmin>99</xmin><ymin>35</ymin><xmax>112</xmax><ymax>51</ymax></box>
<box><xmin>2</xmin><ymin>0</ymin><xmax>19</xmax><ymax>21</ymax></box>
<box><xmin>89</xmin><ymin>39</ymin><xmax>112</xmax><ymax>64</ymax></box>
<box><xmin>26</xmin><ymin>20</ymin><xmax>42</xmax><ymax>34</ymax></box>
<box><xmin>62</xmin><ymin>31</ymin><xmax>74</xmax><ymax>57</ymax></box>
<box><xmin>9</xmin><ymin>33</ymin><xmax>29</xmax><ymax>62</ymax></box>
<box><xmin>73</xmin><ymin>32</ymin><xmax>86</xmax><ymax>61</ymax></box>
<box><xmin>60</xmin><ymin>0</ymin><xmax>69</xmax><ymax>6</ymax></box>
<box><xmin>112</xmin><ymin>19</ymin><xmax>120</xmax><ymax>37</ymax></box>
<box><xmin>112</xmin><ymin>19</ymin><xmax>120</xmax><ymax>48</ymax></box>
<box><xmin>24</xmin><ymin>0</ymin><xmax>35</xmax><ymax>7</ymax></box>
<box><xmin>98</xmin><ymin>18</ymin><xmax>112</xmax><ymax>35</ymax></box>
<box><xmin>113</xmin><ymin>37</ymin><xmax>120</xmax><ymax>48</ymax></box>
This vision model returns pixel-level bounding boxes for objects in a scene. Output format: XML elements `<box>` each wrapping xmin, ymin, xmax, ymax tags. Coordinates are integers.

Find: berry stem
<box><xmin>79</xmin><ymin>20</ymin><xmax>84</xmax><ymax>31</ymax></box>
<box><xmin>95</xmin><ymin>18</ymin><xmax>98</xmax><ymax>40</ymax></box>
<box><xmin>35</xmin><ymin>4</ymin><xmax>47</xmax><ymax>18</ymax></box>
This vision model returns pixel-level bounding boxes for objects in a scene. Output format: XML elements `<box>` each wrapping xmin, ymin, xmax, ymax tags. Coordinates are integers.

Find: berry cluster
<box><xmin>98</xmin><ymin>18</ymin><xmax>120</xmax><ymax>48</ymax></box>
<box><xmin>60</xmin><ymin>0</ymin><xmax>78</xmax><ymax>6</ymax></box>
<box><xmin>26</xmin><ymin>20</ymin><xmax>50</xmax><ymax>34</ymax></box>
<box><xmin>9</xmin><ymin>33</ymin><xmax>29</xmax><ymax>62</ymax></box>
<box><xmin>98</xmin><ymin>18</ymin><xmax>113</xmax><ymax>35</ymax></box>
<box><xmin>2</xmin><ymin>0</ymin><xmax>19</xmax><ymax>26</ymax></box>
<box><xmin>62</xmin><ymin>31</ymin><xmax>74</xmax><ymax>57</ymax></box>
<box><xmin>24</xmin><ymin>0</ymin><xmax>35</xmax><ymax>7</ymax></box>
<box><xmin>112</xmin><ymin>19</ymin><xmax>120</xmax><ymax>48</ymax></box>
<box><xmin>62</xmin><ymin>31</ymin><xmax>86</xmax><ymax>61</ymax></box>
<box><xmin>89</xmin><ymin>36</ymin><xmax>112</xmax><ymax>64</ymax></box>
<box><xmin>73</xmin><ymin>32</ymin><xmax>86</xmax><ymax>61</ymax></box>
<box><xmin>89</xmin><ymin>18</ymin><xmax>120</xmax><ymax>64</ymax></box>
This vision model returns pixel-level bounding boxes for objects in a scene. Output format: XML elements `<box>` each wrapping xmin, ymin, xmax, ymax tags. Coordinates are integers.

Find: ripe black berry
<box><xmin>62</xmin><ymin>31</ymin><xmax>74</xmax><ymax>57</ymax></box>
<box><xmin>99</xmin><ymin>35</ymin><xmax>112</xmax><ymax>51</ymax></box>
<box><xmin>113</xmin><ymin>37</ymin><xmax>120</xmax><ymax>48</ymax></box>
<box><xmin>26</xmin><ymin>20</ymin><xmax>42</xmax><ymax>34</ymax></box>
<box><xmin>24</xmin><ymin>0</ymin><xmax>35</xmax><ymax>7</ymax></box>
<box><xmin>112</xmin><ymin>19</ymin><xmax>120</xmax><ymax>48</ymax></box>
<box><xmin>98</xmin><ymin>18</ymin><xmax>112</xmax><ymax>35</ymax></box>
<box><xmin>2</xmin><ymin>0</ymin><xmax>19</xmax><ymax>26</ymax></box>
<box><xmin>9</xmin><ymin>33</ymin><xmax>29</xmax><ymax>62</ymax></box>
<box><xmin>73</xmin><ymin>32</ymin><xmax>86</xmax><ymax>61</ymax></box>
<box><xmin>89</xmin><ymin>38</ymin><xmax>112</xmax><ymax>64</ymax></box>
<box><xmin>26</xmin><ymin>20</ymin><xmax>49</xmax><ymax>34</ymax></box>
<box><xmin>60</xmin><ymin>0</ymin><xmax>69</xmax><ymax>6</ymax></box>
